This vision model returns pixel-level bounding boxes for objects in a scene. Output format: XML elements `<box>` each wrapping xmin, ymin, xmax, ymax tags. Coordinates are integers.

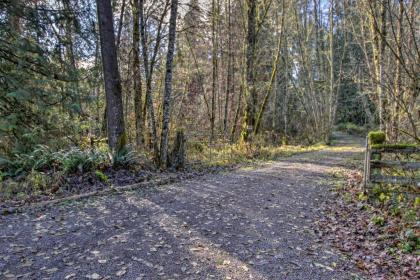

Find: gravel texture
<box><xmin>0</xmin><ymin>133</ymin><xmax>364</xmax><ymax>280</ymax></box>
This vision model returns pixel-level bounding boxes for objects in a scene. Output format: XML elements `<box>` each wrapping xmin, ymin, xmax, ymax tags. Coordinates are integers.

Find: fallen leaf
<box><xmin>65</xmin><ymin>273</ymin><xmax>76</xmax><ymax>279</ymax></box>
<box><xmin>116</xmin><ymin>269</ymin><xmax>127</xmax><ymax>277</ymax></box>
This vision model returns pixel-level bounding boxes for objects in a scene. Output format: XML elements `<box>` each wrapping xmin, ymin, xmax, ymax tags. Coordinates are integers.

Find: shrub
<box><xmin>58</xmin><ymin>147</ymin><xmax>108</xmax><ymax>173</ymax></box>
<box><xmin>0</xmin><ymin>145</ymin><xmax>55</xmax><ymax>177</ymax></box>
<box><xmin>0</xmin><ymin>145</ymin><xmax>110</xmax><ymax>178</ymax></box>
<box><xmin>372</xmin><ymin>215</ymin><xmax>385</xmax><ymax>226</ymax></box>
<box><xmin>112</xmin><ymin>145</ymin><xmax>139</xmax><ymax>167</ymax></box>
<box><xmin>0</xmin><ymin>180</ymin><xmax>20</xmax><ymax>200</ymax></box>
<box><xmin>401</xmin><ymin>229</ymin><xmax>419</xmax><ymax>253</ymax></box>
<box><xmin>336</xmin><ymin>122</ymin><xmax>367</xmax><ymax>136</ymax></box>
<box><xmin>26</xmin><ymin>170</ymin><xmax>49</xmax><ymax>192</ymax></box>
<box><xmin>189</xmin><ymin>142</ymin><xmax>205</xmax><ymax>153</ymax></box>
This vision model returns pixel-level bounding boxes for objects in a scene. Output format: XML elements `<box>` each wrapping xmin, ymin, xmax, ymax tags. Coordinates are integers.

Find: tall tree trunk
<box><xmin>132</xmin><ymin>0</ymin><xmax>144</xmax><ymax>148</ymax></box>
<box><xmin>254</xmin><ymin>0</ymin><xmax>285</xmax><ymax>136</ymax></box>
<box><xmin>230</xmin><ymin>66</ymin><xmax>242</xmax><ymax>143</ymax></box>
<box><xmin>160</xmin><ymin>0</ymin><xmax>179</xmax><ymax>168</ymax></box>
<box><xmin>367</xmin><ymin>0</ymin><xmax>387</xmax><ymax>132</ymax></box>
<box><xmin>282</xmin><ymin>37</ymin><xmax>289</xmax><ymax>145</ymax></box>
<box><xmin>210</xmin><ymin>0</ymin><xmax>218</xmax><ymax>141</ymax></box>
<box><xmin>326</xmin><ymin>0</ymin><xmax>334</xmax><ymax>144</ymax></box>
<box><xmin>63</xmin><ymin>0</ymin><xmax>82</xmax><ymax>115</ymax></box>
<box><xmin>96</xmin><ymin>0</ymin><xmax>126</xmax><ymax>153</ymax></box>
<box><xmin>392</xmin><ymin>0</ymin><xmax>403</xmax><ymax>141</ymax></box>
<box><xmin>378</xmin><ymin>0</ymin><xmax>387</xmax><ymax>134</ymax></box>
<box><xmin>223</xmin><ymin>0</ymin><xmax>232</xmax><ymax>136</ymax></box>
<box><xmin>241</xmin><ymin>0</ymin><xmax>257</xmax><ymax>143</ymax></box>
<box><xmin>7</xmin><ymin>0</ymin><xmax>22</xmax><ymax>33</ymax></box>
<box><xmin>139</xmin><ymin>0</ymin><xmax>168</xmax><ymax>163</ymax></box>
<box><xmin>358</xmin><ymin>66</ymin><xmax>375</xmax><ymax>128</ymax></box>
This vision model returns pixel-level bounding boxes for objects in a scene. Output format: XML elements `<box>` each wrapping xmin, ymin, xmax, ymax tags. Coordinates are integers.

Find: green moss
<box><xmin>414</xmin><ymin>197</ymin><xmax>420</xmax><ymax>208</ymax></box>
<box><xmin>370</xmin><ymin>143</ymin><xmax>419</xmax><ymax>149</ymax></box>
<box><xmin>95</xmin><ymin>170</ymin><xmax>109</xmax><ymax>183</ymax></box>
<box><xmin>368</xmin><ymin>131</ymin><xmax>386</xmax><ymax>145</ymax></box>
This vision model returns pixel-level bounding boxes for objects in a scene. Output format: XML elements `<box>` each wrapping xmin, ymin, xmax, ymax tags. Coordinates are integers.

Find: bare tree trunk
<box><xmin>358</xmin><ymin>66</ymin><xmax>375</xmax><ymax>128</ymax></box>
<box><xmin>392</xmin><ymin>0</ymin><xmax>404</xmax><ymax>141</ymax></box>
<box><xmin>7</xmin><ymin>0</ymin><xmax>22</xmax><ymax>33</ymax></box>
<box><xmin>223</xmin><ymin>0</ymin><xmax>232</xmax><ymax>136</ymax></box>
<box><xmin>63</xmin><ymin>0</ymin><xmax>82</xmax><ymax>115</ymax></box>
<box><xmin>139</xmin><ymin>0</ymin><xmax>169</xmax><ymax>163</ymax></box>
<box><xmin>210</xmin><ymin>0</ymin><xmax>218</xmax><ymax>141</ymax></box>
<box><xmin>96</xmin><ymin>0</ymin><xmax>126</xmax><ymax>153</ymax></box>
<box><xmin>367</xmin><ymin>0</ymin><xmax>387</xmax><ymax>132</ymax></box>
<box><xmin>254</xmin><ymin>0</ymin><xmax>285</xmax><ymax>135</ymax></box>
<box><xmin>241</xmin><ymin>0</ymin><xmax>257</xmax><ymax>143</ymax></box>
<box><xmin>326</xmin><ymin>0</ymin><xmax>334</xmax><ymax>144</ymax></box>
<box><xmin>231</xmin><ymin>76</ymin><xmax>242</xmax><ymax>143</ymax></box>
<box><xmin>132</xmin><ymin>0</ymin><xmax>144</xmax><ymax>148</ymax></box>
<box><xmin>160</xmin><ymin>0</ymin><xmax>178</xmax><ymax>168</ymax></box>
<box><xmin>378</xmin><ymin>0</ymin><xmax>388</xmax><ymax>133</ymax></box>
<box><xmin>282</xmin><ymin>36</ymin><xmax>289</xmax><ymax>145</ymax></box>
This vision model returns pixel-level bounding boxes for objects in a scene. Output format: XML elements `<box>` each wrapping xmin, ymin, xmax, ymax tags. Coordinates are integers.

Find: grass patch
<box><xmin>188</xmin><ymin>142</ymin><xmax>327</xmax><ymax>168</ymax></box>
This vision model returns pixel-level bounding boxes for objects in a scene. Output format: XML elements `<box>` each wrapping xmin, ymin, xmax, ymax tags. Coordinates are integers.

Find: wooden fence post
<box><xmin>363</xmin><ymin>136</ymin><xmax>371</xmax><ymax>193</ymax></box>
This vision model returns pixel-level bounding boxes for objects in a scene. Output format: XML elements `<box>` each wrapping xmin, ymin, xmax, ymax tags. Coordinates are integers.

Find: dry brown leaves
<box><xmin>315</xmin><ymin>170</ymin><xmax>419</xmax><ymax>280</ymax></box>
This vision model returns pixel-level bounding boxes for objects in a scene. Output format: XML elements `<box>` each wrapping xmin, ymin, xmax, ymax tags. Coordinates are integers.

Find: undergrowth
<box><xmin>336</xmin><ymin>122</ymin><xmax>368</xmax><ymax>136</ymax></box>
<box><xmin>187</xmin><ymin>141</ymin><xmax>327</xmax><ymax>167</ymax></box>
<box><xmin>0</xmin><ymin>142</ymin><xmax>139</xmax><ymax>202</ymax></box>
<box><xmin>330</xmin><ymin>167</ymin><xmax>419</xmax><ymax>255</ymax></box>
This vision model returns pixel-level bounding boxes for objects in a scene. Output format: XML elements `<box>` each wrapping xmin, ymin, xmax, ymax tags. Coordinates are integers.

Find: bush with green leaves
<box><xmin>401</xmin><ymin>229</ymin><xmax>420</xmax><ymax>253</ymax></box>
<box><xmin>58</xmin><ymin>147</ymin><xmax>109</xmax><ymax>173</ymax></box>
<box><xmin>111</xmin><ymin>145</ymin><xmax>139</xmax><ymax>167</ymax></box>
<box><xmin>0</xmin><ymin>142</ymin><xmax>144</xmax><ymax>181</ymax></box>
<box><xmin>0</xmin><ymin>145</ymin><xmax>55</xmax><ymax>177</ymax></box>
<box><xmin>0</xmin><ymin>145</ymin><xmax>111</xmax><ymax>178</ymax></box>
<box><xmin>371</xmin><ymin>215</ymin><xmax>385</xmax><ymax>226</ymax></box>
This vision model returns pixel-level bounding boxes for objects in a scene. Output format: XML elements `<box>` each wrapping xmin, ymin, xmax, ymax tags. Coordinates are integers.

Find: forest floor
<box><xmin>0</xmin><ymin>133</ymin><xmax>366</xmax><ymax>280</ymax></box>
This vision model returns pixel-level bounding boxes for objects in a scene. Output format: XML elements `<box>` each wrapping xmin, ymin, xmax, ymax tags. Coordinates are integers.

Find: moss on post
<box><xmin>370</xmin><ymin>143</ymin><xmax>419</xmax><ymax>149</ymax></box>
<box><xmin>368</xmin><ymin>131</ymin><xmax>386</xmax><ymax>145</ymax></box>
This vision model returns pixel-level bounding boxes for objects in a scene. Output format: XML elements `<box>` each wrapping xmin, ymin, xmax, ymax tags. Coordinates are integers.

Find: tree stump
<box><xmin>168</xmin><ymin>130</ymin><xmax>186</xmax><ymax>170</ymax></box>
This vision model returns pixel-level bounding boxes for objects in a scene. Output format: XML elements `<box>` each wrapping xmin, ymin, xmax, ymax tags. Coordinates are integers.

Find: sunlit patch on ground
<box><xmin>0</xmin><ymin>133</ymin><xmax>364</xmax><ymax>279</ymax></box>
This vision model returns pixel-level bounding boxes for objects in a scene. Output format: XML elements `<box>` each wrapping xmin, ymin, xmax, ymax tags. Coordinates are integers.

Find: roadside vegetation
<box><xmin>0</xmin><ymin>139</ymin><xmax>327</xmax><ymax>208</ymax></box>
<box><xmin>317</xmin><ymin>132</ymin><xmax>419</xmax><ymax>279</ymax></box>
<box><xmin>318</xmin><ymin>167</ymin><xmax>418</xmax><ymax>279</ymax></box>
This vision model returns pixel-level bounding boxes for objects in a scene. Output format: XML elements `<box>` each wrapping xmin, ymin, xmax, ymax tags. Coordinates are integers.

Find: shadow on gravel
<box><xmin>0</xmin><ymin>133</ymin><xmax>364</xmax><ymax>279</ymax></box>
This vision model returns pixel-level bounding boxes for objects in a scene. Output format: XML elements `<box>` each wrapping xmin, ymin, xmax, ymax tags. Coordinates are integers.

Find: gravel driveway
<box><xmin>0</xmin><ymin>133</ymin><xmax>364</xmax><ymax>280</ymax></box>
